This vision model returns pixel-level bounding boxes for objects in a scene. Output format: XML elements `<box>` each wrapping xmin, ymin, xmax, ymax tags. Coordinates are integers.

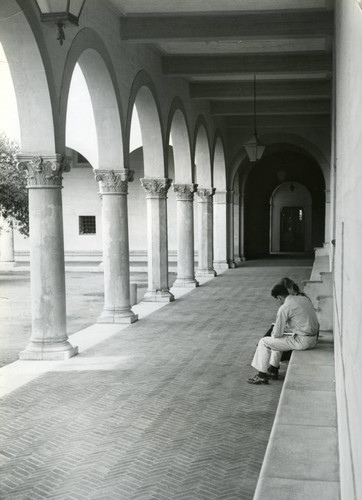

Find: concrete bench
<box><xmin>253</xmin><ymin>330</ymin><xmax>340</xmax><ymax>500</ymax></box>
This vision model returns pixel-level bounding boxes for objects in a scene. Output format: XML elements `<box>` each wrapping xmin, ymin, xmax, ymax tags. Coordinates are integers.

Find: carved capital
<box><xmin>17</xmin><ymin>154</ymin><xmax>71</xmax><ymax>188</ymax></box>
<box><xmin>94</xmin><ymin>169</ymin><xmax>134</xmax><ymax>194</ymax></box>
<box><xmin>140</xmin><ymin>178</ymin><xmax>172</xmax><ymax>199</ymax></box>
<box><xmin>196</xmin><ymin>188</ymin><xmax>216</xmax><ymax>202</ymax></box>
<box><xmin>173</xmin><ymin>183</ymin><xmax>198</xmax><ymax>201</ymax></box>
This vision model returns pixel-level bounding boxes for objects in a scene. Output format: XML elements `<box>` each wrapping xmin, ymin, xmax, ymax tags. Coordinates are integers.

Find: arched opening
<box><xmin>213</xmin><ymin>136</ymin><xmax>228</xmax><ymax>269</ymax></box>
<box><xmin>244</xmin><ymin>148</ymin><xmax>325</xmax><ymax>258</ymax></box>
<box><xmin>168</xmin><ymin>104</ymin><xmax>193</xmax><ymax>277</ymax></box>
<box><xmin>126</xmin><ymin>74</ymin><xmax>173</xmax><ymax>301</ymax></box>
<box><xmin>194</xmin><ymin>122</ymin><xmax>212</xmax><ymax>188</ymax></box>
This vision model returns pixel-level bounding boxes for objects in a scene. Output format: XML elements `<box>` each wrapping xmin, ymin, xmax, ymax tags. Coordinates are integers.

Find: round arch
<box><xmin>60</xmin><ymin>28</ymin><xmax>124</xmax><ymax>168</ymax></box>
<box><xmin>0</xmin><ymin>0</ymin><xmax>56</xmax><ymax>153</ymax></box>
<box><xmin>193</xmin><ymin>116</ymin><xmax>212</xmax><ymax>188</ymax></box>
<box><xmin>213</xmin><ymin>133</ymin><xmax>227</xmax><ymax>191</ymax></box>
<box><xmin>126</xmin><ymin>71</ymin><xmax>165</xmax><ymax>177</ymax></box>
<box><xmin>166</xmin><ymin>97</ymin><xmax>193</xmax><ymax>184</ymax></box>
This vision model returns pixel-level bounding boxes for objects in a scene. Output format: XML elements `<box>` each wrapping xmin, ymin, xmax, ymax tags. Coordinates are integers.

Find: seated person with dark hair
<box><xmin>248</xmin><ymin>283</ymin><xmax>319</xmax><ymax>385</ymax></box>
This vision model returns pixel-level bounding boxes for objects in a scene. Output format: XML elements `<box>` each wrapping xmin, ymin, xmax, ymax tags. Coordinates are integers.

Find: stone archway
<box><xmin>167</xmin><ymin>100</ymin><xmax>198</xmax><ymax>287</ymax></box>
<box><xmin>126</xmin><ymin>72</ymin><xmax>173</xmax><ymax>302</ymax></box>
<box><xmin>213</xmin><ymin>135</ymin><xmax>229</xmax><ymax>269</ymax></box>
<box><xmin>194</xmin><ymin>118</ymin><xmax>215</xmax><ymax>277</ymax></box>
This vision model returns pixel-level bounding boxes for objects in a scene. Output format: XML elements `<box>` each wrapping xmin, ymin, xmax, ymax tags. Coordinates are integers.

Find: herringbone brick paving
<box><xmin>0</xmin><ymin>262</ymin><xmax>312</xmax><ymax>499</ymax></box>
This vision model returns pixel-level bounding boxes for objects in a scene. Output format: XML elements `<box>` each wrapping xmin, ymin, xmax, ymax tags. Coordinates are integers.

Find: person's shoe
<box><xmin>267</xmin><ymin>368</ymin><xmax>279</xmax><ymax>380</ymax></box>
<box><xmin>247</xmin><ymin>374</ymin><xmax>269</xmax><ymax>385</ymax></box>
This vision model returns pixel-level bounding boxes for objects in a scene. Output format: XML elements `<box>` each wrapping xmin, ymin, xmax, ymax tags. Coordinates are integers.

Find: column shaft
<box><xmin>227</xmin><ymin>190</ymin><xmax>236</xmax><ymax>268</ymax></box>
<box><xmin>141</xmin><ymin>178</ymin><xmax>174</xmax><ymax>302</ymax></box>
<box><xmin>213</xmin><ymin>190</ymin><xmax>229</xmax><ymax>270</ymax></box>
<box><xmin>173</xmin><ymin>184</ymin><xmax>199</xmax><ymax>287</ymax></box>
<box><xmin>196</xmin><ymin>188</ymin><xmax>217</xmax><ymax>277</ymax></box>
<box><xmin>17</xmin><ymin>155</ymin><xmax>77</xmax><ymax>360</ymax></box>
<box><xmin>95</xmin><ymin>169</ymin><xmax>137</xmax><ymax>323</ymax></box>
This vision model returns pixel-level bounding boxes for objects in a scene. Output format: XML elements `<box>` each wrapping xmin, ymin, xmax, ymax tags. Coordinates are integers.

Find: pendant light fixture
<box><xmin>244</xmin><ymin>75</ymin><xmax>265</xmax><ymax>163</ymax></box>
<box><xmin>35</xmin><ymin>0</ymin><xmax>86</xmax><ymax>46</ymax></box>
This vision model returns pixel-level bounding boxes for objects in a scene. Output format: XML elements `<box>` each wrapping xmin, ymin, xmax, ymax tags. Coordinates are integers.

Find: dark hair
<box><xmin>280</xmin><ymin>277</ymin><xmax>306</xmax><ymax>296</ymax></box>
<box><xmin>271</xmin><ymin>284</ymin><xmax>289</xmax><ymax>299</ymax></box>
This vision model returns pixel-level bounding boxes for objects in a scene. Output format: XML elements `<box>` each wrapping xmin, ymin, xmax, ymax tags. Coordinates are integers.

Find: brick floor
<box><xmin>0</xmin><ymin>261</ymin><xmax>312</xmax><ymax>499</ymax></box>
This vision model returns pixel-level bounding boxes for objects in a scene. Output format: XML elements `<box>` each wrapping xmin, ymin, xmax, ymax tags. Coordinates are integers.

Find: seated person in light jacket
<box><xmin>248</xmin><ymin>283</ymin><xmax>319</xmax><ymax>385</ymax></box>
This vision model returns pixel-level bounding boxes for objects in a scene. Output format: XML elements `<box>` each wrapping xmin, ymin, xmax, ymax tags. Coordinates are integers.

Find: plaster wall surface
<box><xmin>62</xmin><ymin>166</ymin><xmax>102</xmax><ymax>252</ymax></box>
<box><xmin>335</xmin><ymin>2</ymin><xmax>362</xmax><ymax>498</ymax></box>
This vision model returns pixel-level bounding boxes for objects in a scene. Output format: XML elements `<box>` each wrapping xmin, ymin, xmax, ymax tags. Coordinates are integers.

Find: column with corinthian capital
<box><xmin>141</xmin><ymin>178</ymin><xmax>174</xmax><ymax>302</ymax></box>
<box><xmin>94</xmin><ymin>169</ymin><xmax>138</xmax><ymax>323</ymax></box>
<box><xmin>196</xmin><ymin>188</ymin><xmax>217</xmax><ymax>277</ymax></box>
<box><xmin>173</xmin><ymin>183</ymin><xmax>199</xmax><ymax>288</ymax></box>
<box><xmin>16</xmin><ymin>155</ymin><xmax>78</xmax><ymax>360</ymax></box>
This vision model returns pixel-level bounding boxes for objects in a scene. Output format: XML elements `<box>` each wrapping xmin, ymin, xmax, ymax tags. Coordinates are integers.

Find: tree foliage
<box><xmin>0</xmin><ymin>133</ymin><xmax>29</xmax><ymax>236</ymax></box>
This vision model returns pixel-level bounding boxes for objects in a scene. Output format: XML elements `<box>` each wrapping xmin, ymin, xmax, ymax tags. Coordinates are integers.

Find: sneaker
<box><xmin>247</xmin><ymin>374</ymin><xmax>269</xmax><ymax>385</ymax></box>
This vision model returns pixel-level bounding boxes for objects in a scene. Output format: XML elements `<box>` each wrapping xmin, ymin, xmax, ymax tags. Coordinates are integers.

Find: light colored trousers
<box><xmin>251</xmin><ymin>334</ymin><xmax>318</xmax><ymax>373</ymax></box>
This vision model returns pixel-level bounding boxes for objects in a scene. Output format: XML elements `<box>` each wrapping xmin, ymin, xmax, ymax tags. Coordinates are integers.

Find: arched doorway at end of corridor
<box><xmin>243</xmin><ymin>149</ymin><xmax>325</xmax><ymax>259</ymax></box>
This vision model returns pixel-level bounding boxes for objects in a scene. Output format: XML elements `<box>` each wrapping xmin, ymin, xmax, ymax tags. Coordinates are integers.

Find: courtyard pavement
<box><xmin>0</xmin><ymin>259</ymin><xmax>312</xmax><ymax>499</ymax></box>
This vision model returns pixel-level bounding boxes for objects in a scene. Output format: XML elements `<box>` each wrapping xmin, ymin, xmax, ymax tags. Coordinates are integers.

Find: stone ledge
<box><xmin>253</xmin><ymin>331</ymin><xmax>340</xmax><ymax>500</ymax></box>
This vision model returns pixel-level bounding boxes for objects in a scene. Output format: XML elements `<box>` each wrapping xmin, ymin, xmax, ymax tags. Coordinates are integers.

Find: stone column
<box><xmin>234</xmin><ymin>192</ymin><xmax>241</xmax><ymax>262</ymax></box>
<box><xmin>196</xmin><ymin>188</ymin><xmax>217</xmax><ymax>277</ymax></box>
<box><xmin>227</xmin><ymin>190</ymin><xmax>236</xmax><ymax>268</ymax></box>
<box><xmin>94</xmin><ymin>169</ymin><xmax>138</xmax><ymax>323</ymax></box>
<box><xmin>17</xmin><ymin>155</ymin><xmax>77</xmax><ymax>360</ymax></box>
<box><xmin>173</xmin><ymin>183</ymin><xmax>199</xmax><ymax>287</ymax></box>
<box><xmin>213</xmin><ymin>190</ymin><xmax>229</xmax><ymax>270</ymax></box>
<box><xmin>240</xmin><ymin>193</ymin><xmax>247</xmax><ymax>261</ymax></box>
<box><xmin>141</xmin><ymin>178</ymin><xmax>174</xmax><ymax>302</ymax></box>
<box><xmin>0</xmin><ymin>216</ymin><xmax>15</xmax><ymax>264</ymax></box>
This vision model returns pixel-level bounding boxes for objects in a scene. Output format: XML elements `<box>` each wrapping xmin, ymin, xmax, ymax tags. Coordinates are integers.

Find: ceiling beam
<box><xmin>210</xmin><ymin>99</ymin><xmax>331</xmax><ymax>116</ymax></box>
<box><xmin>162</xmin><ymin>53</ymin><xmax>332</xmax><ymax>76</ymax></box>
<box><xmin>226</xmin><ymin>115</ymin><xmax>330</xmax><ymax>128</ymax></box>
<box><xmin>120</xmin><ymin>11</ymin><xmax>333</xmax><ymax>42</ymax></box>
<box><xmin>190</xmin><ymin>80</ymin><xmax>332</xmax><ymax>100</ymax></box>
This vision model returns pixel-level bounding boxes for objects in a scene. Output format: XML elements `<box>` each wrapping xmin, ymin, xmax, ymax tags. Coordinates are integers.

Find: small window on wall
<box><xmin>79</xmin><ymin>216</ymin><xmax>96</xmax><ymax>235</ymax></box>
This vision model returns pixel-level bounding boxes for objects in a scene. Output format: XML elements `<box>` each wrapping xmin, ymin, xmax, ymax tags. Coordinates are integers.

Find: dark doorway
<box><xmin>280</xmin><ymin>207</ymin><xmax>304</xmax><ymax>251</ymax></box>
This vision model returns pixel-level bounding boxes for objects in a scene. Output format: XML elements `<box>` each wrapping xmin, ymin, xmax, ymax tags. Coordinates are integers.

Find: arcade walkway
<box><xmin>0</xmin><ymin>261</ymin><xmax>313</xmax><ymax>499</ymax></box>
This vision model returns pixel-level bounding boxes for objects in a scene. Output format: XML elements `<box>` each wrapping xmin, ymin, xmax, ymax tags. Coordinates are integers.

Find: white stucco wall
<box><xmin>335</xmin><ymin>2</ymin><xmax>362</xmax><ymax>498</ymax></box>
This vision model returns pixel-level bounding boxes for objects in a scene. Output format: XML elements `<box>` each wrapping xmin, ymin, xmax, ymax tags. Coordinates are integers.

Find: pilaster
<box><xmin>141</xmin><ymin>178</ymin><xmax>174</xmax><ymax>302</ymax></box>
<box><xmin>16</xmin><ymin>154</ymin><xmax>77</xmax><ymax>360</ymax></box>
<box><xmin>95</xmin><ymin>169</ymin><xmax>138</xmax><ymax>323</ymax></box>
<box><xmin>173</xmin><ymin>183</ymin><xmax>199</xmax><ymax>287</ymax></box>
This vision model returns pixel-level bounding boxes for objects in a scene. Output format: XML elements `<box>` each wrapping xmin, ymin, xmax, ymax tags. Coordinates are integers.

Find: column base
<box><xmin>213</xmin><ymin>261</ymin><xmax>229</xmax><ymax>270</ymax></box>
<box><xmin>228</xmin><ymin>260</ymin><xmax>236</xmax><ymax>269</ymax></box>
<box><xmin>195</xmin><ymin>268</ymin><xmax>217</xmax><ymax>277</ymax></box>
<box><xmin>97</xmin><ymin>308</ymin><xmax>138</xmax><ymax>324</ymax></box>
<box><xmin>19</xmin><ymin>341</ymin><xmax>78</xmax><ymax>360</ymax></box>
<box><xmin>172</xmin><ymin>277</ymin><xmax>199</xmax><ymax>288</ymax></box>
<box><xmin>142</xmin><ymin>290</ymin><xmax>175</xmax><ymax>302</ymax></box>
